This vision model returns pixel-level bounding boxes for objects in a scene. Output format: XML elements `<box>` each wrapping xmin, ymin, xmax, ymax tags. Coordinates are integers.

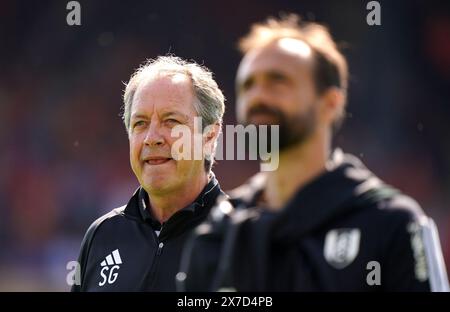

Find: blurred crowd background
<box><xmin>0</xmin><ymin>0</ymin><xmax>449</xmax><ymax>291</ymax></box>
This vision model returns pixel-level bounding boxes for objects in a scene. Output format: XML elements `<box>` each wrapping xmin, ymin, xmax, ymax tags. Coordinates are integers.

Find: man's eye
<box><xmin>133</xmin><ymin>120</ymin><xmax>146</xmax><ymax>128</ymax></box>
<box><xmin>269</xmin><ymin>73</ymin><xmax>287</xmax><ymax>83</ymax></box>
<box><xmin>165</xmin><ymin>119</ymin><xmax>180</xmax><ymax>125</ymax></box>
<box><xmin>241</xmin><ymin>78</ymin><xmax>254</xmax><ymax>92</ymax></box>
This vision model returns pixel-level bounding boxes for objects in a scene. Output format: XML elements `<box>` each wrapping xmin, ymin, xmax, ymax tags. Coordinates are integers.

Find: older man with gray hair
<box><xmin>71</xmin><ymin>55</ymin><xmax>226</xmax><ymax>291</ymax></box>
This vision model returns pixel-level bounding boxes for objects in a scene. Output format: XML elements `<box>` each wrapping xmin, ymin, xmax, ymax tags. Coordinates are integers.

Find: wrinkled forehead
<box><xmin>236</xmin><ymin>38</ymin><xmax>314</xmax><ymax>83</ymax></box>
<box><xmin>132</xmin><ymin>71</ymin><xmax>196</xmax><ymax>114</ymax></box>
<box><xmin>133</xmin><ymin>71</ymin><xmax>195</xmax><ymax>104</ymax></box>
<box><xmin>137</xmin><ymin>70</ymin><xmax>191</xmax><ymax>92</ymax></box>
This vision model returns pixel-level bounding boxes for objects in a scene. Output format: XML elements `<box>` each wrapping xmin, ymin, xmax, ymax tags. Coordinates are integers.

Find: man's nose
<box><xmin>143</xmin><ymin>123</ymin><xmax>165</xmax><ymax>147</ymax></box>
<box><xmin>246</xmin><ymin>83</ymin><xmax>271</xmax><ymax>108</ymax></box>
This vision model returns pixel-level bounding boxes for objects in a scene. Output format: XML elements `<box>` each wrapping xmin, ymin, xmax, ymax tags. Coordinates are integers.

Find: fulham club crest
<box><xmin>324</xmin><ymin>228</ymin><xmax>361</xmax><ymax>269</ymax></box>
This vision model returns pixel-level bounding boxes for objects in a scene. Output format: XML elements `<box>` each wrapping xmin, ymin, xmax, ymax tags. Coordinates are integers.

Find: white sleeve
<box><xmin>420</xmin><ymin>216</ymin><xmax>450</xmax><ymax>292</ymax></box>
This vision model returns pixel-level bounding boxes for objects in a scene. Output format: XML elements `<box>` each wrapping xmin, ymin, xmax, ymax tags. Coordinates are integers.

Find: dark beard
<box><xmin>245</xmin><ymin>103</ymin><xmax>317</xmax><ymax>154</ymax></box>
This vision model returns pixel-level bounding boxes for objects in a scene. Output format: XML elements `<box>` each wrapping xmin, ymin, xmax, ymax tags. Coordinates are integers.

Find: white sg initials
<box><xmin>99</xmin><ymin>265</ymin><xmax>120</xmax><ymax>286</ymax></box>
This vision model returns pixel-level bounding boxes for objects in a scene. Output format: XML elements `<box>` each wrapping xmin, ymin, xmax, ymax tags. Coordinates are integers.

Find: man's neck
<box><xmin>264</xmin><ymin>129</ymin><xmax>330</xmax><ymax>210</ymax></box>
<box><xmin>147</xmin><ymin>173</ymin><xmax>209</xmax><ymax>223</ymax></box>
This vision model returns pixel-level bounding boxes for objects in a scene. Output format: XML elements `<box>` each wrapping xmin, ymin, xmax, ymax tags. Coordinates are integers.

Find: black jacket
<box><xmin>71</xmin><ymin>174</ymin><xmax>224</xmax><ymax>291</ymax></box>
<box><xmin>181</xmin><ymin>150</ymin><xmax>449</xmax><ymax>291</ymax></box>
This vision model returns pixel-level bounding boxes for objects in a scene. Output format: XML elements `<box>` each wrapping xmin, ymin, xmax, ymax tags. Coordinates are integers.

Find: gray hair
<box><xmin>122</xmin><ymin>55</ymin><xmax>225</xmax><ymax>172</ymax></box>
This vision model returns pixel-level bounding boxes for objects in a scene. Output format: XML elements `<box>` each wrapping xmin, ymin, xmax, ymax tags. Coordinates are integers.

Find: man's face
<box><xmin>129</xmin><ymin>74</ymin><xmax>205</xmax><ymax>195</ymax></box>
<box><xmin>236</xmin><ymin>38</ymin><xmax>320</xmax><ymax>150</ymax></box>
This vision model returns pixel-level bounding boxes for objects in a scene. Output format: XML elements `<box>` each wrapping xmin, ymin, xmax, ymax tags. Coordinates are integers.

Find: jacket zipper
<box><xmin>157</xmin><ymin>241</ymin><xmax>164</xmax><ymax>255</ymax></box>
<box><xmin>144</xmin><ymin>226</ymin><xmax>165</xmax><ymax>289</ymax></box>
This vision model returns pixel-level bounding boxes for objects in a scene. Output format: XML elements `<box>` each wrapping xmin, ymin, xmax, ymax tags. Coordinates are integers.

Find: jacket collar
<box><xmin>137</xmin><ymin>173</ymin><xmax>220</xmax><ymax>221</ymax></box>
<box><xmin>231</xmin><ymin>149</ymin><xmax>389</xmax><ymax>241</ymax></box>
<box><xmin>124</xmin><ymin>173</ymin><xmax>223</xmax><ymax>239</ymax></box>
<box><xmin>271</xmin><ymin>150</ymin><xmax>386</xmax><ymax>241</ymax></box>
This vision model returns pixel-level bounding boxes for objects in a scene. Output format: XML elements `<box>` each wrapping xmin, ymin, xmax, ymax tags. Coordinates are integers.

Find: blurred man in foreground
<box><xmin>72</xmin><ymin>56</ymin><xmax>225</xmax><ymax>291</ymax></box>
<box><xmin>179</xmin><ymin>15</ymin><xmax>449</xmax><ymax>291</ymax></box>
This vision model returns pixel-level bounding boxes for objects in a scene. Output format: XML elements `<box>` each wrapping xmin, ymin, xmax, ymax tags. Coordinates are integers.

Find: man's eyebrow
<box><xmin>236</xmin><ymin>75</ymin><xmax>254</xmax><ymax>90</ymax></box>
<box><xmin>131</xmin><ymin>111</ymin><xmax>190</xmax><ymax>121</ymax></box>
<box><xmin>266</xmin><ymin>70</ymin><xmax>288</xmax><ymax>79</ymax></box>
<box><xmin>130</xmin><ymin>113</ymin><xmax>148</xmax><ymax>120</ymax></box>
<box><xmin>160</xmin><ymin>111</ymin><xmax>189</xmax><ymax>120</ymax></box>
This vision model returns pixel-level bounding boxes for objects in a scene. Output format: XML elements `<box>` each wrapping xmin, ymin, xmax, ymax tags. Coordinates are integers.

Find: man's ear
<box><xmin>203</xmin><ymin>123</ymin><xmax>221</xmax><ymax>156</ymax></box>
<box><xmin>319</xmin><ymin>87</ymin><xmax>345</xmax><ymax>125</ymax></box>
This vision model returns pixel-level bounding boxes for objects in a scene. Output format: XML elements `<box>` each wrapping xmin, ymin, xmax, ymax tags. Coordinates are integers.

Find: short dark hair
<box><xmin>239</xmin><ymin>14</ymin><xmax>348</xmax><ymax>124</ymax></box>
